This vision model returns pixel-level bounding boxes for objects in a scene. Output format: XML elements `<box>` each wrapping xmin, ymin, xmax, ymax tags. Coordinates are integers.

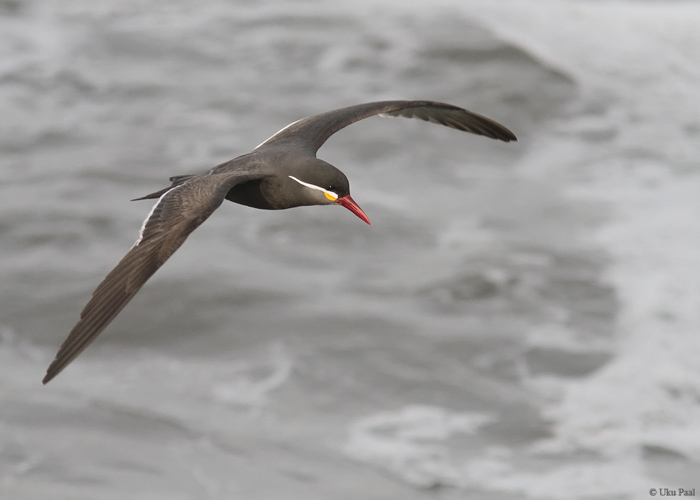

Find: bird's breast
<box><xmin>225</xmin><ymin>177</ymin><xmax>300</xmax><ymax>210</ymax></box>
<box><xmin>225</xmin><ymin>178</ymin><xmax>276</xmax><ymax>210</ymax></box>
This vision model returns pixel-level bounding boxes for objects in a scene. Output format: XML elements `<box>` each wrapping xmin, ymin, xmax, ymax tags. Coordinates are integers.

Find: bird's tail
<box><xmin>131</xmin><ymin>174</ymin><xmax>196</xmax><ymax>201</ymax></box>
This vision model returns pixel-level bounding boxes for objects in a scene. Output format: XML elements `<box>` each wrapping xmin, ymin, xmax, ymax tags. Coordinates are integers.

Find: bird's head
<box><xmin>287</xmin><ymin>160</ymin><xmax>370</xmax><ymax>225</ymax></box>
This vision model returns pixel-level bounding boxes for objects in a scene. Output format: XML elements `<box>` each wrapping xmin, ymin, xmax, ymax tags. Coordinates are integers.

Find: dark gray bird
<box><xmin>42</xmin><ymin>100</ymin><xmax>516</xmax><ymax>384</ymax></box>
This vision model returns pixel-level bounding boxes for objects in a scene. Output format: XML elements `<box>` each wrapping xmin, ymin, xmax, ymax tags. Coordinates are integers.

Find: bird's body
<box><xmin>42</xmin><ymin>100</ymin><xmax>516</xmax><ymax>384</ymax></box>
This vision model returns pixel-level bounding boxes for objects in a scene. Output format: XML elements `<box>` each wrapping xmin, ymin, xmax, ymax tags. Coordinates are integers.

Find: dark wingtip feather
<box><xmin>384</xmin><ymin>102</ymin><xmax>516</xmax><ymax>143</ymax></box>
<box><xmin>493</xmin><ymin>127</ymin><xmax>517</xmax><ymax>142</ymax></box>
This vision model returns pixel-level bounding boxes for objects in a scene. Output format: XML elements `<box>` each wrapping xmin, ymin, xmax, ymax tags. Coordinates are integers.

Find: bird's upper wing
<box><xmin>254</xmin><ymin>100</ymin><xmax>517</xmax><ymax>155</ymax></box>
<box><xmin>42</xmin><ymin>171</ymin><xmax>259</xmax><ymax>384</ymax></box>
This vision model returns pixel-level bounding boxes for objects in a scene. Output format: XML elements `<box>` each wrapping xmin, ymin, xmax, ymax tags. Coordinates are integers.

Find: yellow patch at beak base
<box><xmin>324</xmin><ymin>191</ymin><xmax>338</xmax><ymax>201</ymax></box>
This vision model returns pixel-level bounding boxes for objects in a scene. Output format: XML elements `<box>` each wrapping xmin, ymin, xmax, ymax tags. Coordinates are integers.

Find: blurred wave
<box><xmin>1</xmin><ymin>1</ymin><xmax>699</xmax><ymax>499</ymax></box>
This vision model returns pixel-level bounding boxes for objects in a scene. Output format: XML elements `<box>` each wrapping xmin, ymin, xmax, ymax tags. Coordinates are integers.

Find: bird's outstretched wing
<box><xmin>255</xmin><ymin>100</ymin><xmax>517</xmax><ymax>154</ymax></box>
<box><xmin>42</xmin><ymin>173</ymin><xmax>253</xmax><ymax>384</ymax></box>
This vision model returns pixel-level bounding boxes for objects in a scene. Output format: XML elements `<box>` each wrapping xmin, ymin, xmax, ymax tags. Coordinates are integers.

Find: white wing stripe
<box><xmin>132</xmin><ymin>185</ymin><xmax>183</xmax><ymax>247</ymax></box>
<box><xmin>254</xmin><ymin>118</ymin><xmax>304</xmax><ymax>149</ymax></box>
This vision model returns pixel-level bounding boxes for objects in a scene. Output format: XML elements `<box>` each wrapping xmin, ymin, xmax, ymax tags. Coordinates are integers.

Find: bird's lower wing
<box><xmin>255</xmin><ymin>100</ymin><xmax>517</xmax><ymax>154</ymax></box>
<box><xmin>42</xmin><ymin>176</ymin><xmax>235</xmax><ymax>384</ymax></box>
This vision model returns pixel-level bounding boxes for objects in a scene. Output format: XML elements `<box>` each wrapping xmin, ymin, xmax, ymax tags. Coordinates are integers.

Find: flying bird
<box><xmin>42</xmin><ymin>100</ymin><xmax>516</xmax><ymax>384</ymax></box>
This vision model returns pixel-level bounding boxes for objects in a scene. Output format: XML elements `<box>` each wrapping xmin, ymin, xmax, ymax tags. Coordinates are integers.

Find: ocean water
<box><xmin>1</xmin><ymin>0</ymin><xmax>699</xmax><ymax>498</ymax></box>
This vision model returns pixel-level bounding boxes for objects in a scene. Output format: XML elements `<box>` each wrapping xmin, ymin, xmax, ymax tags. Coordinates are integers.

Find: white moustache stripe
<box><xmin>288</xmin><ymin>175</ymin><xmax>338</xmax><ymax>200</ymax></box>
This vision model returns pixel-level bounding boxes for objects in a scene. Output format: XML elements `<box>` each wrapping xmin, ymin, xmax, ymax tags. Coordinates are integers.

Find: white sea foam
<box><xmin>462</xmin><ymin>0</ymin><xmax>700</xmax><ymax>495</ymax></box>
<box><xmin>343</xmin><ymin>405</ymin><xmax>493</xmax><ymax>488</ymax></box>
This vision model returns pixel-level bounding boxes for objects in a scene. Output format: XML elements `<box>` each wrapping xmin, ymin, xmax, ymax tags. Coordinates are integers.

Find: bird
<box><xmin>42</xmin><ymin>100</ymin><xmax>516</xmax><ymax>384</ymax></box>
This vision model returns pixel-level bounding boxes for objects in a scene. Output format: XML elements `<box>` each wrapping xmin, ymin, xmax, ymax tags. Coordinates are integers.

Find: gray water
<box><xmin>2</xmin><ymin>1</ymin><xmax>700</xmax><ymax>498</ymax></box>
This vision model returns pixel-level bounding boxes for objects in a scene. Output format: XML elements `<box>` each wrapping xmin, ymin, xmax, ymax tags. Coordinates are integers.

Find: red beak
<box><xmin>337</xmin><ymin>195</ymin><xmax>370</xmax><ymax>225</ymax></box>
